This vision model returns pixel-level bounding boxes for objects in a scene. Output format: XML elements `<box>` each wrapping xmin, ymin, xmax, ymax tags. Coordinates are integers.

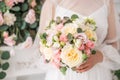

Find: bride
<box><xmin>37</xmin><ymin>0</ymin><xmax>120</xmax><ymax>80</ymax></box>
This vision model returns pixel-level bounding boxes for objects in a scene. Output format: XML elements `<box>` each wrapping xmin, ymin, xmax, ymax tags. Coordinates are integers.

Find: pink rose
<box><xmin>3</xmin><ymin>31</ymin><xmax>9</xmax><ymax>38</ymax></box>
<box><xmin>78</xmin><ymin>44</ymin><xmax>85</xmax><ymax>50</ymax></box>
<box><xmin>25</xmin><ymin>9</ymin><xmax>36</xmax><ymax>24</ymax></box>
<box><xmin>52</xmin><ymin>49</ymin><xmax>61</xmax><ymax>68</ymax></box>
<box><xmin>86</xmin><ymin>40</ymin><xmax>95</xmax><ymax>49</ymax></box>
<box><xmin>0</xmin><ymin>12</ymin><xmax>4</xmax><ymax>26</ymax></box>
<box><xmin>30</xmin><ymin>0</ymin><xmax>37</xmax><ymax>8</ymax></box>
<box><xmin>56</xmin><ymin>23</ymin><xmax>64</xmax><ymax>31</ymax></box>
<box><xmin>59</xmin><ymin>34</ymin><xmax>68</xmax><ymax>42</ymax></box>
<box><xmin>5</xmin><ymin>0</ymin><xmax>15</xmax><ymax>8</ymax></box>
<box><xmin>85</xmin><ymin>48</ymin><xmax>91</xmax><ymax>55</ymax></box>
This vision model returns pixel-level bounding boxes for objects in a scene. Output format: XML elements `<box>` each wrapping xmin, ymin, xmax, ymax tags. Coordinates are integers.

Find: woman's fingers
<box><xmin>76</xmin><ymin>62</ymin><xmax>89</xmax><ymax>70</ymax></box>
<box><xmin>78</xmin><ymin>66</ymin><xmax>92</xmax><ymax>72</ymax></box>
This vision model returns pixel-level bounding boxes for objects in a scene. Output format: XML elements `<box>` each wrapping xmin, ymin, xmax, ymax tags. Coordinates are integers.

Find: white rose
<box><xmin>61</xmin><ymin>23</ymin><xmax>78</xmax><ymax>35</ymax></box>
<box><xmin>52</xmin><ymin>42</ymin><xmax>60</xmax><ymax>48</ymax></box>
<box><xmin>73</xmin><ymin>19</ymin><xmax>83</xmax><ymax>26</ymax></box>
<box><xmin>40</xmin><ymin>42</ymin><xmax>53</xmax><ymax>60</ymax></box>
<box><xmin>60</xmin><ymin>44</ymin><xmax>83</xmax><ymax>68</ymax></box>
<box><xmin>53</xmin><ymin>35</ymin><xmax>59</xmax><ymax>42</ymax></box>
<box><xmin>75</xmin><ymin>39</ymin><xmax>82</xmax><ymax>48</ymax></box>
<box><xmin>4</xmin><ymin>11</ymin><xmax>16</xmax><ymax>26</ymax></box>
<box><xmin>51</xmin><ymin>22</ymin><xmax>56</xmax><ymax>30</ymax></box>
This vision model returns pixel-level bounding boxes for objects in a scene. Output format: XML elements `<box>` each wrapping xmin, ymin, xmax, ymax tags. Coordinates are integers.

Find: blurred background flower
<box><xmin>0</xmin><ymin>0</ymin><xmax>44</xmax><ymax>79</ymax></box>
<box><xmin>0</xmin><ymin>0</ymin><xmax>43</xmax><ymax>46</ymax></box>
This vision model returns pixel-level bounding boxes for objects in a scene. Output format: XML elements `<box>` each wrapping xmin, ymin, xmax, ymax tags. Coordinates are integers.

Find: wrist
<box><xmin>95</xmin><ymin>50</ymin><xmax>103</xmax><ymax>63</ymax></box>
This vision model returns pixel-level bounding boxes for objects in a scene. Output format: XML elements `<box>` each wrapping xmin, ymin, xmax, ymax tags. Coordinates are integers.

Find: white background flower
<box><xmin>4</xmin><ymin>11</ymin><xmax>16</xmax><ymax>26</ymax></box>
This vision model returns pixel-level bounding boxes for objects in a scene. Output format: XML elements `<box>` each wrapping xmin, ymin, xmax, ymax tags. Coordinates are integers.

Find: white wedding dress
<box><xmin>43</xmin><ymin>0</ymin><xmax>120</xmax><ymax>80</ymax></box>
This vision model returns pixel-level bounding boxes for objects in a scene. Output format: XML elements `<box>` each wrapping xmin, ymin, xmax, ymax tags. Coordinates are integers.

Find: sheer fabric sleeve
<box><xmin>32</xmin><ymin>0</ymin><xmax>56</xmax><ymax>72</ymax></box>
<box><xmin>97</xmin><ymin>0</ymin><xmax>120</xmax><ymax>70</ymax></box>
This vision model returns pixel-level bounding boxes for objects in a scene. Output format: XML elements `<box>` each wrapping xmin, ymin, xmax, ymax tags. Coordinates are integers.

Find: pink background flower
<box><xmin>5</xmin><ymin>0</ymin><xmax>15</xmax><ymax>8</ymax></box>
<box><xmin>25</xmin><ymin>9</ymin><xmax>36</xmax><ymax>24</ymax></box>
<box><xmin>4</xmin><ymin>34</ymin><xmax>16</xmax><ymax>46</ymax></box>
<box><xmin>30</xmin><ymin>0</ymin><xmax>37</xmax><ymax>8</ymax></box>
<box><xmin>3</xmin><ymin>31</ymin><xmax>9</xmax><ymax>38</ymax></box>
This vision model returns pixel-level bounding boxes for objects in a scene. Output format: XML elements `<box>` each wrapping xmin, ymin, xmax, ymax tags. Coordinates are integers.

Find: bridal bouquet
<box><xmin>39</xmin><ymin>14</ymin><xmax>97</xmax><ymax>75</ymax></box>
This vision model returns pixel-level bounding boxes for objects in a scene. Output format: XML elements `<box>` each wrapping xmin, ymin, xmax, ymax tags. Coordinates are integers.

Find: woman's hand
<box><xmin>76</xmin><ymin>50</ymin><xmax>103</xmax><ymax>73</ymax></box>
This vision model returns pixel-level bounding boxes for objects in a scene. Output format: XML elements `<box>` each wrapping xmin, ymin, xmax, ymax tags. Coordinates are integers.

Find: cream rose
<box><xmin>40</xmin><ymin>47</ymin><xmax>53</xmax><ymax>60</ymax></box>
<box><xmin>40</xmin><ymin>42</ymin><xmax>53</xmax><ymax>60</ymax></box>
<box><xmin>85</xmin><ymin>29</ymin><xmax>97</xmax><ymax>42</ymax></box>
<box><xmin>60</xmin><ymin>44</ymin><xmax>83</xmax><ymax>68</ymax></box>
<box><xmin>61</xmin><ymin>23</ymin><xmax>77</xmax><ymax>35</ymax></box>
<box><xmin>4</xmin><ymin>11</ymin><xmax>16</xmax><ymax>26</ymax></box>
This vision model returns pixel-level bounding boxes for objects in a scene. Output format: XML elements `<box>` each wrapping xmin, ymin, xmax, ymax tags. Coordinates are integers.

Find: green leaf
<box><xmin>29</xmin><ymin>22</ymin><xmax>38</xmax><ymax>29</ymax></box>
<box><xmin>1</xmin><ymin>51</ymin><xmax>10</xmax><ymax>60</ymax></box>
<box><xmin>71</xmin><ymin>14</ymin><xmax>79</xmax><ymax>20</ymax></box>
<box><xmin>0</xmin><ymin>63</ymin><xmax>1</xmax><ymax>68</ymax></box>
<box><xmin>77</xmin><ymin>28</ymin><xmax>82</xmax><ymax>33</ymax></box>
<box><xmin>0</xmin><ymin>25</ymin><xmax>9</xmax><ymax>31</ymax></box>
<box><xmin>0</xmin><ymin>72</ymin><xmax>6</xmax><ymax>79</ymax></box>
<box><xmin>56</xmin><ymin>17</ymin><xmax>61</xmax><ymax>24</ymax></box>
<box><xmin>0</xmin><ymin>2</ymin><xmax>7</xmax><ymax>13</ymax></box>
<box><xmin>24</xmin><ymin>30</ymin><xmax>30</xmax><ymax>39</ymax></box>
<box><xmin>115</xmin><ymin>70</ymin><xmax>120</xmax><ymax>79</ymax></box>
<box><xmin>41</xmin><ymin>39</ymin><xmax>47</xmax><ymax>45</ymax></box>
<box><xmin>40</xmin><ymin>33</ymin><xmax>47</xmax><ymax>39</ymax></box>
<box><xmin>63</xmin><ymin>17</ymin><xmax>72</xmax><ymax>25</ymax></box>
<box><xmin>21</xmin><ymin>21</ymin><xmax>27</xmax><ymax>30</ymax></box>
<box><xmin>2</xmin><ymin>62</ymin><xmax>9</xmax><ymax>70</ymax></box>
<box><xmin>67</xmin><ymin>33</ymin><xmax>73</xmax><ymax>42</ymax></box>
<box><xmin>21</xmin><ymin>3</ymin><xmax>28</xmax><ymax>12</ymax></box>
<box><xmin>85</xmin><ymin>18</ymin><xmax>96</xmax><ymax>25</ymax></box>
<box><xmin>82</xmin><ymin>53</ymin><xmax>88</xmax><ymax>61</ymax></box>
<box><xmin>60</xmin><ymin>67</ymin><xmax>67</xmax><ymax>75</ymax></box>
<box><xmin>11</xmin><ymin>6</ymin><xmax>20</xmax><ymax>12</ymax></box>
<box><xmin>91</xmin><ymin>50</ymin><xmax>96</xmax><ymax>55</ymax></box>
